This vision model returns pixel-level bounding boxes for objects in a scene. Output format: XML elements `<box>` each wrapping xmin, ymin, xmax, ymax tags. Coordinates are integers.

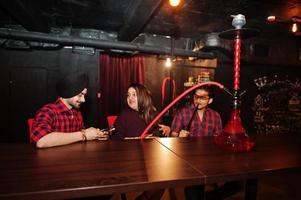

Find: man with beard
<box><xmin>31</xmin><ymin>71</ymin><xmax>108</xmax><ymax>148</ymax></box>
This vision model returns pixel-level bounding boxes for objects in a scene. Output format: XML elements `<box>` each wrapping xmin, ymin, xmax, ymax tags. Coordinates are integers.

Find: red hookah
<box><xmin>214</xmin><ymin>14</ymin><xmax>259</xmax><ymax>152</ymax></box>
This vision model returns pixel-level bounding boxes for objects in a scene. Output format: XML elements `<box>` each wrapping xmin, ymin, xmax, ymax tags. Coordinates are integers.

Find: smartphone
<box><xmin>101</xmin><ymin>127</ymin><xmax>116</xmax><ymax>135</ymax></box>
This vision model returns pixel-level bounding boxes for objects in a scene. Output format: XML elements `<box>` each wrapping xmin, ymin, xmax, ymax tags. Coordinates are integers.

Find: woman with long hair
<box><xmin>111</xmin><ymin>83</ymin><xmax>166</xmax><ymax>200</ymax></box>
<box><xmin>111</xmin><ymin>83</ymin><xmax>162</xmax><ymax>139</ymax></box>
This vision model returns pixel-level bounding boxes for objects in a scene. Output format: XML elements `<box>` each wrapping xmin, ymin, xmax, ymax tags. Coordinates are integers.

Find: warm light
<box><xmin>291</xmin><ymin>23</ymin><xmax>298</xmax><ymax>33</ymax></box>
<box><xmin>266</xmin><ymin>15</ymin><xmax>276</xmax><ymax>22</ymax></box>
<box><xmin>169</xmin><ymin>0</ymin><xmax>180</xmax><ymax>7</ymax></box>
<box><xmin>165</xmin><ymin>57</ymin><xmax>172</xmax><ymax>68</ymax></box>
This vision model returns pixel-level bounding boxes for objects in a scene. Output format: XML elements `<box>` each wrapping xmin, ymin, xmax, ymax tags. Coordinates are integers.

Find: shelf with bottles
<box><xmin>184</xmin><ymin>71</ymin><xmax>211</xmax><ymax>88</ymax></box>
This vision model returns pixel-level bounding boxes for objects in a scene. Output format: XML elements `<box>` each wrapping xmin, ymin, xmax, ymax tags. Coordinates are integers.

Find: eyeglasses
<box><xmin>194</xmin><ymin>94</ymin><xmax>209</xmax><ymax>101</ymax></box>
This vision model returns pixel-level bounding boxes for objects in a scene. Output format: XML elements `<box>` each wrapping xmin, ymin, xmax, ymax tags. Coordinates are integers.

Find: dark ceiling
<box><xmin>0</xmin><ymin>0</ymin><xmax>300</xmax><ymax>55</ymax></box>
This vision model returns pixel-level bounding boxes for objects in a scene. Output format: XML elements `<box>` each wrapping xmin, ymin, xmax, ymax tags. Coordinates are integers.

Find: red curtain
<box><xmin>98</xmin><ymin>54</ymin><xmax>145</xmax><ymax>128</ymax></box>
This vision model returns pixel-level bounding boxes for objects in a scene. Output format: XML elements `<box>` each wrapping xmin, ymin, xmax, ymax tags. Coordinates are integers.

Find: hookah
<box><xmin>141</xmin><ymin>14</ymin><xmax>259</xmax><ymax>152</ymax></box>
<box><xmin>214</xmin><ymin>14</ymin><xmax>259</xmax><ymax>152</ymax></box>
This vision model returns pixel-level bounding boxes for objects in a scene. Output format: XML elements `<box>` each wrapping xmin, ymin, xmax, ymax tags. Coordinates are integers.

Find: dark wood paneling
<box><xmin>9</xmin><ymin>67</ymin><xmax>48</xmax><ymax>142</ymax></box>
<box><xmin>0</xmin><ymin>49</ymin><xmax>99</xmax><ymax>142</ymax></box>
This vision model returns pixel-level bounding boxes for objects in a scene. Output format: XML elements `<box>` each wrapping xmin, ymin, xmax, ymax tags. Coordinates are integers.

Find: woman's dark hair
<box><xmin>126</xmin><ymin>83</ymin><xmax>157</xmax><ymax>124</ymax></box>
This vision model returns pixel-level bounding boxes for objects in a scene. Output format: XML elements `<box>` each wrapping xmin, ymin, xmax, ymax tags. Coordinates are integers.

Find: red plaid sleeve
<box><xmin>31</xmin><ymin>100</ymin><xmax>84</xmax><ymax>142</ymax></box>
<box><xmin>31</xmin><ymin>105</ymin><xmax>55</xmax><ymax>142</ymax></box>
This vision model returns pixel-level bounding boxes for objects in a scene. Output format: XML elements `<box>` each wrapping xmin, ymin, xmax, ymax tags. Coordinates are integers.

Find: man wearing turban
<box><xmin>31</xmin><ymin>71</ymin><xmax>108</xmax><ymax>148</ymax></box>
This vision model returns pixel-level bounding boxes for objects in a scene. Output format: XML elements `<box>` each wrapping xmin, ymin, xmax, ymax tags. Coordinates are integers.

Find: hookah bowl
<box><xmin>214</xmin><ymin>105</ymin><xmax>255</xmax><ymax>152</ymax></box>
<box><xmin>214</xmin><ymin>122</ymin><xmax>255</xmax><ymax>152</ymax></box>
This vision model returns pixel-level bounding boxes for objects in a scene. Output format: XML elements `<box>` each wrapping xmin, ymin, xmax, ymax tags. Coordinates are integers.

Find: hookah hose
<box><xmin>177</xmin><ymin>105</ymin><xmax>198</xmax><ymax>137</ymax></box>
<box><xmin>141</xmin><ymin>81</ymin><xmax>225</xmax><ymax>138</ymax></box>
<box><xmin>184</xmin><ymin>105</ymin><xmax>198</xmax><ymax>131</ymax></box>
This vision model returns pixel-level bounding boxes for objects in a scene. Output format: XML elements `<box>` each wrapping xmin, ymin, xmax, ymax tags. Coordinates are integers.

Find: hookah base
<box><xmin>214</xmin><ymin>132</ymin><xmax>255</xmax><ymax>152</ymax></box>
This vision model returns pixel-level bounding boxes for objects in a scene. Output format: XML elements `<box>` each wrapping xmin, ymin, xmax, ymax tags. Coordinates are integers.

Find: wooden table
<box><xmin>157</xmin><ymin>133</ymin><xmax>301</xmax><ymax>199</ymax></box>
<box><xmin>1</xmin><ymin>134</ymin><xmax>301</xmax><ymax>200</ymax></box>
<box><xmin>0</xmin><ymin>139</ymin><xmax>204</xmax><ymax>200</ymax></box>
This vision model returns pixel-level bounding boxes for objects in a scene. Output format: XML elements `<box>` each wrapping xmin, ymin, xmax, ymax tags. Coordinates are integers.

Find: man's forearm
<box><xmin>36</xmin><ymin>131</ymin><xmax>83</xmax><ymax>148</ymax></box>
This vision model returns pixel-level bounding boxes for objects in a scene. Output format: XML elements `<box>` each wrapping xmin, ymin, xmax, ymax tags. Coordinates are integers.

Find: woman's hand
<box><xmin>158</xmin><ymin>124</ymin><xmax>171</xmax><ymax>136</ymax></box>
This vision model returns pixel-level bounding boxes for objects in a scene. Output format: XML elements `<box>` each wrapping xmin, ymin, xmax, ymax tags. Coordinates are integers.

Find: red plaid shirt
<box><xmin>31</xmin><ymin>99</ymin><xmax>84</xmax><ymax>142</ymax></box>
<box><xmin>171</xmin><ymin>104</ymin><xmax>222</xmax><ymax>137</ymax></box>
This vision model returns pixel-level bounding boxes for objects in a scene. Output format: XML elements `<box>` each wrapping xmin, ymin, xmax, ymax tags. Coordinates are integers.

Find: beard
<box><xmin>71</xmin><ymin>101</ymin><xmax>82</xmax><ymax>109</ymax></box>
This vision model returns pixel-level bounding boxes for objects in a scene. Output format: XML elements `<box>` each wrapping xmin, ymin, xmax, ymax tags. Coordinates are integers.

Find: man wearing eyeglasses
<box><xmin>163</xmin><ymin>85</ymin><xmax>241</xmax><ymax>200</ymax></box>
<box><xmin>162</xmin><ymin>86</ymin><xmax>222</xmax><ymax>200</ymax></box>
<box><xmin>169</xmin><ymin>85</ymin><xmax>222</xmax><ymax>137</ymax></box>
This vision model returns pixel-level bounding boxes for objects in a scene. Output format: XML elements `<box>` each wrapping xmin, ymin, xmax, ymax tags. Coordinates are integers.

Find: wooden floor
<box><xmin>111</xmin><ymin>171</ymin><xmax>301</xmax><ymax>200</ymax></box>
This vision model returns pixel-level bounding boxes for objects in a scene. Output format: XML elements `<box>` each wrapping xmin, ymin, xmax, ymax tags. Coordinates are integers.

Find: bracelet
<box><xmin>81</xmin><ymin>129</ymin><xmax>87</xmax><ymax>142</ymax></box>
